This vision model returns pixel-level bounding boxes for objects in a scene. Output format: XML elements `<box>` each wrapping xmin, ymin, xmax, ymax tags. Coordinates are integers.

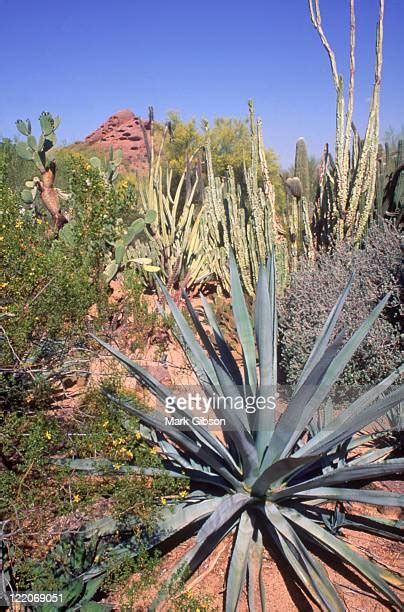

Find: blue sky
<box><xmin>0</xmin><ymin>0</ymin><xmax>402</xmax><ymax>167</ymax></box>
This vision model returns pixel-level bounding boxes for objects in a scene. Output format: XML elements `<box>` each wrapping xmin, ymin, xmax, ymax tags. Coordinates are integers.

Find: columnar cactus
<box><xmin>309</xmin><ymin>0</ymin><xmax>385</xmax><ymax>243</ymax></box>
<box><xmin>15</xmin><ymin>112</ymin><xmax>69</xmax><ymax>233</ymax></box>
<box><xmin>200</xmin><ymin>101</ymin><xmax>289</xmax><ymax>296</ymax></box>
<box><xmin>294</xmin><ymin>137</ymin><xmax>310</xmax><ymax>200</ymax></box>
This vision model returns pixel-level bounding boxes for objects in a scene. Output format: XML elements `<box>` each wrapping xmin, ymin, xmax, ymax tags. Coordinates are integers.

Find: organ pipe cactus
<box><xmin>72</xmin><ymin>253</ymin><xmax>404</xmax><ymax>611</ymax></box>
<box><xmin>201</xmin><ymin>101</ymin><xmax>289</xmax><ymax>295</ymax></box>
<box><xmin>15</xmin><ymin>112</ymin><xmax>68</xmax><ymax>233</ymax></box>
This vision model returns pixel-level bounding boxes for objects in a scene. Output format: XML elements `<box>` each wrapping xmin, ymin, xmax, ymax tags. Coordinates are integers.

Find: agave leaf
<box><xmin>283</xmin><ymin>508</ymin><xmax>403</xmax><ymax>606</ymax></box>
<box><xmin>296</xmin><ymin>365</ymin><xmax>403</xmax><ymax>457</ymax></box>
<box><xmin>197</xmin><ymin>493</ymin><xmax>250</xmax><ymax>543</ymax></box>
<box><xmin>209</xmin><ymin>357</ymin><xmax>259</xmax><ymax>477</ymax></box>
<box><xmin>295</xmin><ymin>273</ymin><xmax>354</xmax><ymax>393</ymax></box>
<box><xmin>252</xmin><ymin>455</ymin><xmax>320</xmax><ymax>497</ymax></box>
<box><xmin>341</xmin><ymin>513</ymin><xmax>403</xmax><ymax>541</ymax></box>
<box><xmin>152</xmin><ymin>517</ymin><xmax>238</xmax><ymax>610</ymax></box>
<box><xmin>264</xmin><ymin>333</ymin><xmax>345</xmax><ymax>467</ymax></box>
<box><xmin>61</xmin><ymin>578</ymin><xmax>86</xmax><ymax>608</ymax></box>
<box><xmin>94</xmin><ymin>336</ymin><xmax>241</xmax><ymax>475</ymax></box>
<box><xmin>265</xmin><ymin>504</ymin><xmax>344</xmax><ymax>611</ymax></box>
<box><xmin>272</xmin><ymin>460</ymin><xmax>404</xmax><ymax>502</ymax></box>
<box><xmin>295</xmin><ymin>385</ymin><xmax>404</xmax><ymax>458</ymax></box>
<box><xmin>229</xmin><ymin>250</ymin><xmax>257</xmax><ymax>395</ymax></box>
<box><xmin>54</xmin><ymin>457</ymin><xmax>188</xmax><ymax>479</ymax></box>
<box><xmin>247</xmin><ymin>529</ymin><xmax>266</xmax><ymax>612</ymax></box>
<box><xmin>200</xmin><ymin>293</ymin><xmax>243</xmax><ymax>386</ymax></box>
<box><xmin>271</xmin><ymin>292</ymin><xmax>392</xmax><ymax>463</ymax></box>
<box><xmin>92</xmin><ymin>334</ymin><xmax>181</xmax><ymax>406</ymax></box>
<box><xmin>82</xmin><ymin>575</ymin><xmax>105</xmax><ymax>603</ymax></box>
<box><xmin>154</xmin><ymin>276</ymin><xmax>221</xmax><ymax>392</ymax></box>
<box><xmin>225</xmin><ymin>511</ymin><xmax>253</xmax><ymax>612</ymax></box>
<box><xmin>105</xmin><ymin>392</ymin><xmax>242</xmax><ymax>489</ymax></box>
<box><xmin>254</xmin><ymin>259</ymin><xmax>277</xmax><ymax>458</ymax></box>
<box><xmin>294</xmin><ymin>486</ymin><xmax>403</xmax><ymax>507</ymax></box>
<box><xmin>348</xmin><ymin>446</ymin><xmax>396</xmax><ymax>465</ymax></box>
<box><xmin>182</xmin><ymin>290</ymin><xmax>226</xmax><ymax>374</ymax></box>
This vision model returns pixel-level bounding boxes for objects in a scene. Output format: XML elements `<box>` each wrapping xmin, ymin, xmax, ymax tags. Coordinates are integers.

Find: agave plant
<box><xmin>87</xmin><ymin>253</ymin><xmax>403</xmax><ymax>610</ymax></box>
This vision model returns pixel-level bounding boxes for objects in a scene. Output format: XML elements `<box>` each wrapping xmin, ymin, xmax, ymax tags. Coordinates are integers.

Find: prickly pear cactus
<box><xmin>15</xmin><ymin>112</ymin><xmax>67</xmax><ymax>232</ymax></box>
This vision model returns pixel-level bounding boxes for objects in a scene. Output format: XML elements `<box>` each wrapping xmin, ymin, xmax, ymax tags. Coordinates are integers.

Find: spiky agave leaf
<box><xmin>91</xmin><ymin>253</ymin><xmax>404</xmax><ymax>611</ymax></box>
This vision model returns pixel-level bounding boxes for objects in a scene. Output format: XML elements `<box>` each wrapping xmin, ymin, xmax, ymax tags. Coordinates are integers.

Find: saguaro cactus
<box><xmin>15</xmin><ymin>112</ymin><xmax>69</xmax><ymax>233</ymax></box>
<box><xmin>294</xmin><ymin>137</ymin><xmax>310</xmax><ymax>200</ymax></box>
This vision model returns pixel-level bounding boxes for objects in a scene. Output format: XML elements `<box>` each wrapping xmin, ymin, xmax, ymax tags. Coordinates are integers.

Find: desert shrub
<box><xmin>279</xmin><ymin>221</ymin><xmax>402</xmax><ymax>386</ymax></box>
<box><xmin>0</xmin><ymin>148</ymin><xmax>145</xmax><ymax>366</ymax></box>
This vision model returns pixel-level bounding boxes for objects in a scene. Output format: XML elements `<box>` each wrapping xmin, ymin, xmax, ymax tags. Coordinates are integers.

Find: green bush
<box><xmin>279</xmin><ymin>221</ymin><xmax>402</xmax><ymax>386</ymax></box>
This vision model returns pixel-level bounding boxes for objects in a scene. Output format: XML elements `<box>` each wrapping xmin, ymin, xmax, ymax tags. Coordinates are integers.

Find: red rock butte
<box><xmin>84</xmin><ymin>109</ymin><xmax>150</xmax><ymax>174</ymax></box>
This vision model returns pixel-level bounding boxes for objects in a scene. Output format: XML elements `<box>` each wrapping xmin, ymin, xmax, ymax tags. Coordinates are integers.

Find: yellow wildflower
<box><xmin>36</xmin><ymin>219</ymin><xmax>43</xmax><ymax>225</ymax></box>
<box><xmin>113</xmin><ymin>463</ymin><xmax>122</xmax><ymax>470</ymax></box>
<box><xmin>44</xmin><ymin>431</ymin><xmax>52</xmax><ymax>440</ymax></box>
<box><xmin>0</xmin><ymin>236</ymin><xmax>4</xmax><ymax>241</ymax></box>
<box><xmin>0</xmin><ymin>282</ymin><xmax>9</xmax><ymax>289</ymax></box>
<box><xmin>135</xmin><ymin>432</ymin><xmax>142</xmax><ymax>440</ymax></box>
<box><xmin>179</xmin><ymin>490</ymin><xmax>188</xmax><ymax>498</ymax></box>
<box><xmin>160</xmin><ymin>497</ymin><xmax>167</xmax><ymax>505</ymax></box>
<box><xmin>126</xmin><ymin>450</ymin><xmax>133</xmax><ymax>460</ymax></box>
<box><xmin>102</xmin><ymin>420</ymin><xmax>109</xmax><ymax>428</ymax></box>
<box><xmin>73</xmin><ymin>494</ymin><xmax>80</xmax><ymax>503</ymax></box>
<box><xmin>186</xmin><ymin>590</ymin><xmax>192</xmax><ymax>599</ymax></box>
<box><xmin>150</xmin><ymin>447</ymin><xmax>158</xmax><ymax>455</ymax></box>
<box><xmin>15</xmin><ymin>219</ymin><xmax>23</xmax><ymax>229</ymax></box>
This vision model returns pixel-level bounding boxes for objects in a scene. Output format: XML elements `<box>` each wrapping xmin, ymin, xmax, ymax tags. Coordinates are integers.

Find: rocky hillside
<box><xmin>72</xmin><ymin>109</ymin><xmax>151</xmax><ymax>174</ymax></box>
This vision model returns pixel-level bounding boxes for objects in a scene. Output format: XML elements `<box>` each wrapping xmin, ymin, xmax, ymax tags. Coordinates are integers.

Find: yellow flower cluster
<box><xmin>111</xmin><ymin>436</ymin><xmax>134</xmax><ymax>460</ymax></box>
<box><xmin>112</xmin><ymin>437</ymin><xmax>126</xmax><ymax>447</ymax></box>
